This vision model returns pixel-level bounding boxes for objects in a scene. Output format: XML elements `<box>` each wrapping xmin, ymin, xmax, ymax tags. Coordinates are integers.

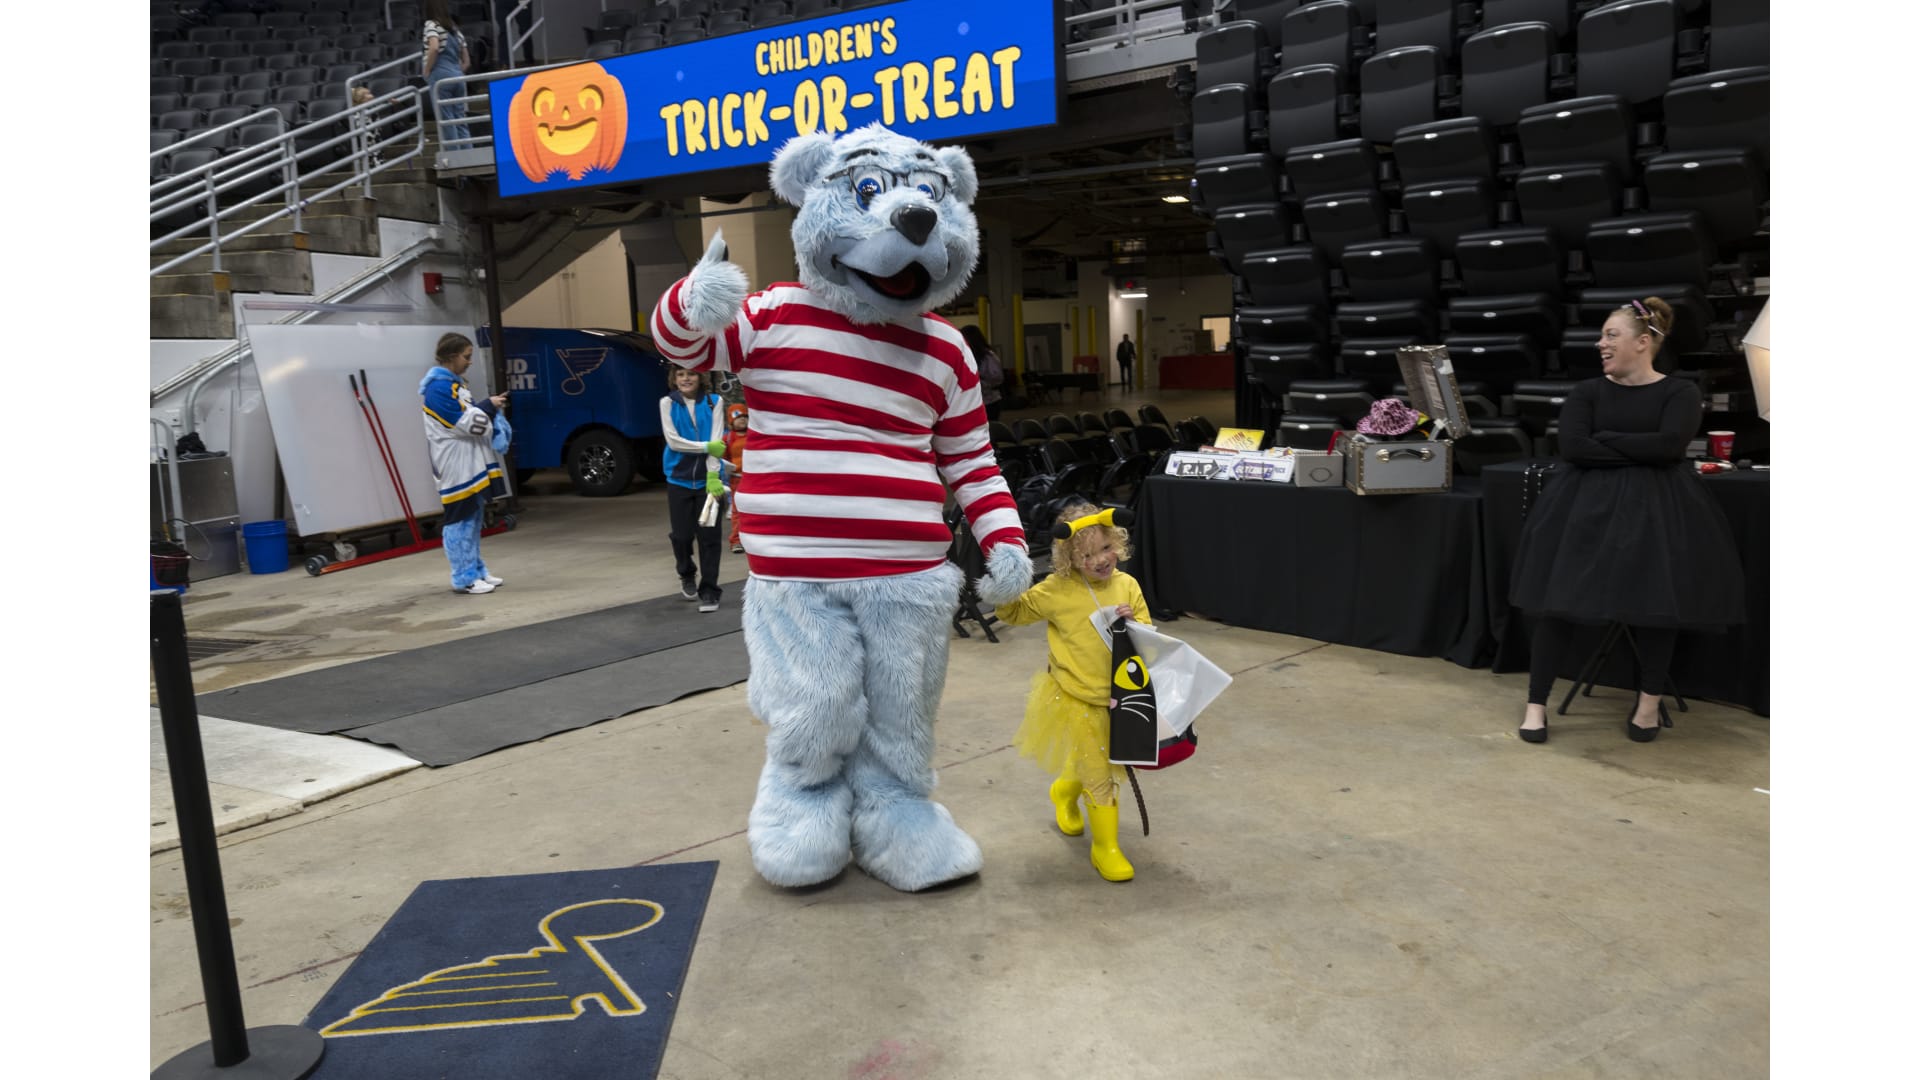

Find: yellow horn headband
<box><xmin>1050</xmin><ymin>507</ymin><xmax>1134</xmax><ymax>541</ymax></box>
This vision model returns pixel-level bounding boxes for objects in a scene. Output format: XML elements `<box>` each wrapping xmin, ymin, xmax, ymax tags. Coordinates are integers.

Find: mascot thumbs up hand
<box><xmin>678</xmin><ymin>230</ymin><xmax>750</xmax><ymax>336</ymax></box>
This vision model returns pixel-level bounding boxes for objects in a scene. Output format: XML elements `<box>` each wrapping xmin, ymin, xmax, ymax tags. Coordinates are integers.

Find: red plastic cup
<box><xmin>1707</xmin><ymin>431</ymin><xmax>1735</xmax><ymax>460</ymax></box>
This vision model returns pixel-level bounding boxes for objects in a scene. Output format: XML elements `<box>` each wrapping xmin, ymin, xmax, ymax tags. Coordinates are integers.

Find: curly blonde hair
<box><xmin>1050</xmin><ymin>500</ymin><xmax>1131</xmax><ymax>581</ymax></box>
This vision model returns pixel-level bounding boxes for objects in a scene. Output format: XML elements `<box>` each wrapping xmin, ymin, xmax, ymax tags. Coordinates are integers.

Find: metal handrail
<box><xmin>1062</xmin><ymin>0</ymin><xmax>1214</xmax><ymax>52</ymax></box>
<box><xmin>150</xmin><ymin>87</ymin><xmax>425</xmax><ymax>278</ymax></box>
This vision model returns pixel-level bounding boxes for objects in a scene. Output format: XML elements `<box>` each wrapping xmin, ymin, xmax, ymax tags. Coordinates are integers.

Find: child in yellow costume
<box><xmin>994</xmin><ymin>501</ymin><xmax>1151</xmax><ymax>882</ymax></box>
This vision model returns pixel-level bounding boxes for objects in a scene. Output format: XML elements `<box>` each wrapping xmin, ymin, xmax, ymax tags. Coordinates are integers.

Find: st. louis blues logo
<box><xmin>319</xmin><ymin>899</ymin><xmax>664</xmax><ymax>1037</ymax></box>
<box><xmin>555</xmin><ymin>347</ymin><xmax>609</xmax><ymax>396</ymax></box>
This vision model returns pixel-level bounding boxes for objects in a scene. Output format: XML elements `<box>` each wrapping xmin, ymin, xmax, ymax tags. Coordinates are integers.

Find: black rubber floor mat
<box><xmin>340</xmin><ymin>635</ymin><xmax>749</xmax><ymax>766</ymax></box>
<box><xmin>195</xmin><ymin>591</ymin><xmax>743</xmax><ymax>734</ymax></box>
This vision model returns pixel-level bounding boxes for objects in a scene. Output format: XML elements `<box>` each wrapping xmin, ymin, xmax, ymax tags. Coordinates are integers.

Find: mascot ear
<box><xmin>936</xmin><ymin>144</ymin><xmax>978</xmax><ymax>205</ymax></box>
<box><xmin>770</xmin><ymin>133</ymin><xmax>839</xmax><ymax>207</ymax></box>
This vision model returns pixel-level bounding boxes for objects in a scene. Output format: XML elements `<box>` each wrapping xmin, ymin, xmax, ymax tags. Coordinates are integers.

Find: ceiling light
<box><xmin>1160</xmin><ymin>194</ymin><xmax>1189</xmax><ymax>204</ymax></box>
<box><xmin>1119</xmin><ymin>290</ymin><xmax>1149</xmax><ymax>299</ymax></box>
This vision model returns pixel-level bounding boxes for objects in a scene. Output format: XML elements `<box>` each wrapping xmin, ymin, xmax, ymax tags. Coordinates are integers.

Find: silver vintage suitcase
<box><xmin>1335</xmin><ymin>345</ymin><xmax>1475</xmax><ymax>495</ymax></box>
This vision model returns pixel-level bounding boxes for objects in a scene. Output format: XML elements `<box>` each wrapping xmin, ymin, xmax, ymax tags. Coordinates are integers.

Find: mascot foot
<box><xmin>851</xmin><ymin>797</ymin><xmax>983</xmax><ymax>892</ymax></box>
<box><xmin>748</xmin><ymin>777</ymin><xmax>854</xmax><ymax>888</ymax></box>
<box><xmin>1086</xmin><ymin>803</ymin><xmax>1134</xmax><ymax>883</ymax></box>
<box><xmin>1050</xmin><ymin>774</ymin><xmax>1085</xmax><ymax>837</ymax></box>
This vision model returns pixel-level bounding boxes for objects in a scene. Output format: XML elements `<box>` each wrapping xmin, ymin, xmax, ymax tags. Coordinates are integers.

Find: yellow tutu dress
<box><xmin>1014</xmin><ymin>670</ymin><xmax>1128</xmax><ymax>805</ymax></box>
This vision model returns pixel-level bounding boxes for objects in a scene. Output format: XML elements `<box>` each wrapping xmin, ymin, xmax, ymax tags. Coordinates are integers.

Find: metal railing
<box><xmin>1063</xmin><ymin>0</ymin><xmax>1220</xmax><ymax>53</ymax></box>
<box><xmin>150</xmin><ymin>87</ymin><xmax>426</xmax><ymax>278</ymax></box>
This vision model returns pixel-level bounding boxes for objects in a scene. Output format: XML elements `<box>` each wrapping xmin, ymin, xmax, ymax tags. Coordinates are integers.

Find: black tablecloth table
<box><xmin>1132</xmin><ymin>474</ymin><xmax>1492</xmax><ymax>667</ymax></box>
<box><xmin>1481</xmin><ymin>460</ymin><xmax>1769</xmax><ymax>715</ymax></box>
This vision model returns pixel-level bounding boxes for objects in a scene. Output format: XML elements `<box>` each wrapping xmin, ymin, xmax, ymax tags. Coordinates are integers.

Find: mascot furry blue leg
<box><xmin>650</xmin><ymin>124</ymin><xmax>1032</xmax><ymax>892</ymax></box>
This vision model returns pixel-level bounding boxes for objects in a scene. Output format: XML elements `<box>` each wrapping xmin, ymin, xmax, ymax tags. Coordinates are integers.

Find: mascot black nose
<box><xmin>891</xmin><ymin>205</ymin><xmax>937</xmax><ymax>246</ymax></box>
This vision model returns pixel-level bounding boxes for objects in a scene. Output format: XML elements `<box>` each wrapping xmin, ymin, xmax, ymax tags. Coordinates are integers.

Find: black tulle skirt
<box><xmin>1509</xmin><ymin>463</ymin><xmax>1746</xmax><ymax>629</ymax></box>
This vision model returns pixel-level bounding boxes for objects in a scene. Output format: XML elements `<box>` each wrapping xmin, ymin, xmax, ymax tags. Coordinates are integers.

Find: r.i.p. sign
<box><xmin>489</xmin><ymin>0</ymin><xmax>1061</xmax><ymax>196</ymax></box>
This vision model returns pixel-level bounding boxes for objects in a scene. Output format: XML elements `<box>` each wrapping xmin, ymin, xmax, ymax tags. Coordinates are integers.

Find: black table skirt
<box><xmin>1131</xmin><ymin>464</ymin><xmax>1769</xmax><ymax>715</ymax></box>
<box><xmin>1133</xmin><ymin>474</ymin><xmax>1493</xmax><ymax>667</ymax></box>
<box><xmin>1482</xmin><ymin>460</ymin><xmax>1770</xmax><ymax>716</ymax></box>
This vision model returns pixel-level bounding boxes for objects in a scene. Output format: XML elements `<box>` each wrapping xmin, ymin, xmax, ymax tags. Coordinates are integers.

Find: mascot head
<box><xmin>769</xmin><ymin>123</ymin><xmax>980</xmax><ymax>325</ymax></box>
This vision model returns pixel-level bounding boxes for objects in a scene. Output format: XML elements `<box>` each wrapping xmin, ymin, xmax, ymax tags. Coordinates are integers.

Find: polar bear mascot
<box><xmin>650</xmin><ymin>124</ymin><xmax>1033</xmax><ymax>891</ymax></box>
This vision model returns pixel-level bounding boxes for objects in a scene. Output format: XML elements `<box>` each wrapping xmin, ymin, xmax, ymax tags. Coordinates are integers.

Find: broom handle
<box><xmin>360</xmin><ymin>369</ymin><xmax>424</xmax><ymax>543</ymax></box>
<box><xmin>349</xmin><ymin>372</ymin><xmax>416</xmax><ymax>541</ymax></box>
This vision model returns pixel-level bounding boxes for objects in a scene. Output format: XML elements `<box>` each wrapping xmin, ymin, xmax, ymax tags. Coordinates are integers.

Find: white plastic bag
<box><xmin>1119</xmin><ymin>620</ymin><xmax>1232</xmax><ymax>742</ymax></box>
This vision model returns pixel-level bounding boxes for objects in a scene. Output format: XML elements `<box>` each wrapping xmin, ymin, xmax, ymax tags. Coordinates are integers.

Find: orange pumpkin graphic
<box><xmin>507</xmin><ymin>62</ymin><xmax>628</xmax><ymax>183</ymax></box>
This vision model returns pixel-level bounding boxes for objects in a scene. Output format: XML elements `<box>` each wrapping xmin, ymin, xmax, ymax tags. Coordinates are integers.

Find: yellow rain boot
<box><xmin>1086</xmin><ymin>802</ymin><xmax>1135</xmax><ymax>882</ymax></box>
<box><xmin>1049</xmin><ymin>773</ymin><xmax>1084</xmax><ymax>836</ymax></box>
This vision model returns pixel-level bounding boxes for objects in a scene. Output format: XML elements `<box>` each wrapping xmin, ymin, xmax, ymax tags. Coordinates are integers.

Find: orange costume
<box><xmin>722</xmin><ymin>403</ymin><xmax>748</xmax><ymax>548</ymax></box>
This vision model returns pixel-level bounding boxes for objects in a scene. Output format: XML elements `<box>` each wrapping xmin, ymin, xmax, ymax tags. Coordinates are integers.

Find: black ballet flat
<box><xmin>1519</xmin><ymin>718</ymin><xmax>1549</xmax><ymax>744</ymax></box>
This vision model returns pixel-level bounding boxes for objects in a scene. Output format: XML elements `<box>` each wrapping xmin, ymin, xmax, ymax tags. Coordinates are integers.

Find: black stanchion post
<box><xmin>151</xmin><ymin>591</ymin><xmax>324</xmax><ymax>1080</ymax></box>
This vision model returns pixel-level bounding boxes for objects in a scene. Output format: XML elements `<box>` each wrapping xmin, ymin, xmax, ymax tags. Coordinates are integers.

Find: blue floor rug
<box><xmin>302</xmin><ymin>862</ymin><xmax>717</xmax><ymax>1080</ymax></box>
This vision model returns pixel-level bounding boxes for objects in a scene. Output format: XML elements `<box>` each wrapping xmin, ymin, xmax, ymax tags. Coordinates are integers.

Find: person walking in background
<box><xmin>1508</xmin><ymin>298</ymin><xmax>1745</xmax><ymax>744</ymax></box>
<box><xmin>1115</xmin><ymin>333</ymin><xmax>1135</xmax><ymax>392</ymax></box>
<box><xmin>961</xmin><ymin>325</ymin><xmax>1005</xmax><ymax>421</ymax></box>
<box><xmin>659</xmin><ymin>367</ymin><xmax>728</xmax><ymax>612</ymax></box>
<box><xmin>420</xmin><ymin>333</ymin><xmax>507</xmax><ymax>595</ymax></box>
<box><xmin>421</xmin><ymin>0</ymin><xmax>471</xmax><ymax>145</ymax></box>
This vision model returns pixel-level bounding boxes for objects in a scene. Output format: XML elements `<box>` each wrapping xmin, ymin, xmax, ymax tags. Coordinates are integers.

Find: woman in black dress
<box><xmin>1510</xmin><ymin>297</ymin><xmax>1745</xmax><ymax>743</ymax></box>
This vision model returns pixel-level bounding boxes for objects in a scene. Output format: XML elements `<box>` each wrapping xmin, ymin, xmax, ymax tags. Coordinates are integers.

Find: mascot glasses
<box><xmin>824</xmin><ymin>165</ymin><xmax>950</xmax><ymax>208</ymax></box>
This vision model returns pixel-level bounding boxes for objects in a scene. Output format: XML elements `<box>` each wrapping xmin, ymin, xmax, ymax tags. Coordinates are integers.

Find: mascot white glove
<box><xmin>679</xmin><ymin>230</ymin><xmax>750</xmax><ymax>336</ymax></box>
<box><xmin>975</xmin><ymin>541</ymin><xmax>1034</xmax><ymax>607</ymax></box>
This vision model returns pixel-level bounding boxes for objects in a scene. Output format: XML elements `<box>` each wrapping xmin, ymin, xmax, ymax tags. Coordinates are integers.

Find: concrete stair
<box><xmin>149</xmin><ymin>165</ymin><xmax>448</xmax><ymax>340</ymax></box>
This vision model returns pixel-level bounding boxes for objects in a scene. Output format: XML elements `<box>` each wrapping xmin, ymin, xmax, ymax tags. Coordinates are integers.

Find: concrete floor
<box><xmin>150</xmin><ymin>386</ymin><xmax>1769</xmax><ymax>1077</ymax></box>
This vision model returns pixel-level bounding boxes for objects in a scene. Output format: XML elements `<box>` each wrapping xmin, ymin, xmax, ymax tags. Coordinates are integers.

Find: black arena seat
<box><xmin>1236</xmin><ymin>246</ymin><xmax>1331</xmax><ymax>306</ymax></box>
<box><xmin>1460</xmin><ymin>21</ymin><xmax>1553</xmax><ymax>125</ymax></box>
<box><xmin>1664</xmin><ymin>67</ymin><xmax>1768</xmax><ymax>162</ymax></box>
<box><xmin>1283</xmin><ymin>139</ymin><xmax>1379</xmax><ymax>198</ymax></box>
<box><xmin>1584</xmin><ymin>212</ymin><xmax>1714</xmax><ymax>290</ymax></box>
<box><xmin>1514</xmin><ymin>162</ymin><xmax>1624</xmax><ymax>250</ymax></box>
<box><xmin>1375</xmin><ymin>0</ymin><xmax>1459</xmax><ymax>60</ymax></box>
<box><xmin>1481</xmin><ymin>0</ymin><xmax>1577</xmax><ymax>39</ymax></box>
<box><xmin>1265</xmin><ymin>64</ymin><xmax>1344</xmax><ymax>158</ymax></box>
<box><xmin>1196</xmin><ymin>20</ymin><xmax>1272</xmax><ymax>93</ymax></box>
<box><xmin>1301</xmin><ymin>189</ymin><xmax>1388</xmax><ymax>261</ymax></box>
<box><xmin>1442</xmin><ymin>334</ymin><xmax>1543</xmax><ymax>394</ymax></box>
<box><xmin>1192</xmin><ymin>83</ymin><xmax>1262</xmax><ymax>159</ymax></box>
<box><xmin>1709</xmin><ymin>0</ymin><xmax>1768</xmax><ymax>71</ymax></box>
<box><xmin>1193</xmin><ymin>152</ymin><xmax>1283</xmax><ymax>212</ymax></box>
<box><xmin>1643</xmin><ymin>148</ymin><xmax>1764</xmax><ymax>255</ymax></box>
<box><xmin>1399</xmin><ymin>178</ymin><xmax>1497</xmax><ymax>256</ymax></box>
<box><xmin>1575</xmin><ymin>0</ymin><xmax>1677</xmax><ymax>105</ymax></box>
<box><xmin>1359</xmin><ymin>45</ymin><xmax>1442</xmax><ymax>144</ymax></box>
<box><xmin>1236</xmin><ymin>305</ymin><xmax>1332</xmax><ymax>345</ymax></box>
<box><xmin>1338</xmin><ymin>336</ymin><xmax>1420</xmax><ymax>390</ymax></box>
<box><xmin>1516</xmin><ymin>95</ymin><xmax>1634</xmax><ymax>177</ymax></box>
<box><xmin>1281</xmin><ymin>1</ymin><xmax>1360</xmax><ymax>84</ymax></box>
<box><xmin>1212</xmin><ymin>204</ymin><xmax>1295</xmax><ymax>272</ymax></box>
<box><xmin>1392</xmin><ymin>116</ymin><xmax>1497</xmax><ymax>185</ymax></box>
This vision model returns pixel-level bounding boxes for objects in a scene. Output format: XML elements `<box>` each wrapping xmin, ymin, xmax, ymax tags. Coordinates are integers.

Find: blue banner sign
<box><xmin>490</xmin><ymin>0</ymin><xmax>1061</xmax><ymax>197</ymax></box>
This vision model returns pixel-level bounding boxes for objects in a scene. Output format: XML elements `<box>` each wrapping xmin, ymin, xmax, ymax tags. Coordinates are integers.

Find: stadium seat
<box><xmin>1284</xmin><ymin>378</ymin><xmax>1375</xmax><ymax>426</ymax></box>
<box><xmin>1709</xmin><ymin>0</ymin><xmax>1768</xmax><ymax>70</ymax></box>
<box><xmin>1514</xmin><ymin>162</ymin><xmax>1624</xmax><ymax>250</ymax></box>
<box><xmin>1442</xmin><ymin>334</ymin><xmax>1542</xmax><ymax>394</ymax></box>
<box><xmin>1664</xmin><ymin>67</ymin><xmax>1768</xmax><ymax>161</ymax></box>
<box><xmin>1575</xmin><ymin>0</ymin><xmax>1677</xmax><ymax>105</ymax></box>
<box><xmin>1104</xmin><ymin>409</ymin><xmax>1136</xmax><ymax>431</ymax></box>
<box><xmin>1281</xmin><ymin>1</ymin><xmax>1359</xmax><ymax>84</ymax></box>
<box><xmin>1516</xmin><ymin>95</ymin><xmax>1634</xmax><ymax>177</ymax></box>
<box><xmin>235</xmin><ymin>71</ymin><xmax>275</xmax><ymax>92</ymax></box>
<box><xmin>1481</xmin><ymin>0</ymin><xmax>1577</xmax><ymax>39</ymax></box>
<box><xmin>1392</xmin><ymin>116</ymin><xmax>1497</xmax><ymax>185</ymax></box>
<box><xmin>206</xmin><ymin>106</ymin><xmax>252</xmax><ymax>130</ymax></box>
<box><xmin>1301</xmin><ymin>190</ymin><xmax>1387</xmax><ymax>261</ymax></box>
<box><xmin>1399</xmin><ymin>178</ymin><xmax>1497</xmax><ymax>255</ymax></box>
<box><xmin>152</xmin><ymin>92</ymin><xmax>184</xmax><ymax>116</ymax></box>
<box><xmin>1211</xmin><ymin>204</ymin><xmax>1294</xmax><ymax>272</ymax></box>
<box><xmin>229</xmin><ymin>88</ymin><xmax>272</xmax><ymax>110</ymax></box>
<box><xmin>1236</xmin><ymin>246</ymin><xmax>1331</xmax><ymax>307</ymax></box>
<box><xmin>1359</xmin><ymin>45</ymin><xmax>1442</xmax><ymax>145</ymax></box>
<box><xmin>1341</xmin><ymin>237</ymin><xmax>1441</xmax><ymax>304</ymax></box>
<box><xmin>1583</xmin><ymin>212</ymin><xmax>1714</xmax><ymax>289</ymax></box>
<box><xmin>1509</xmin><ymin>379</ymin><xmax>1578</xmax><ymax>436</ymax></box>
<box><xmin>1453</xmin><ymin>226</ymin><xmax>1567</xmax><ymax>317</ymax></box>
<box><xmin>750</xmin><ymin>2</ymin><xmax>795</xmax><ymax>27</ymax></box>
<box><xmin>191</xmin><ymin>74</ymin><xmax>236</xmax><ymax>94</ymax></box>
<box><xmin>1266</xmin><ymin>64</ymin><xmax>1343</xmax><ymax>157</ymax></box>
<box><xmin>1375</xmin><ymin>0</ymin><xmax>1459</xmax><ymax>59</ymax></box>
<box><xmin>1193</xmin><ymin>153</ymin><xmax>1284</xmax><ymax>212</ymax></box>
<box><xmin>218</xmin><ymin>56</ymin><xmax>261</xmax><ymax>76</ymax></box>
<box><xmin>1236</xmin><ymin>304</ymin><xmax>1332</xmax><ymax>346</ymax></box>
<box><xmin>1284</xmin><ymin>139</ymin><xmax>1379</xmax><ymax>198</ymax></box>
<box><xmin>1235</xmin><ymin>0</ymin><xmax>1307</xmax><ymax>45</ymax></box>
<box><xmin>1192</xmin><ymin>84</ymin><xmax>1262</xmax><ymax>159</ymax></box>
<box><xmin>1273</xmin><ymin>413</ymin><xmax>1343</xmax><ymax>449</ymax></box>
<box><xmin>1459</xmin><ymin>21</ymin><xmax>1553</xmax><ymax>125</ymax></box>
<box><xmin>1643</xmin><ymin>148</ymin><xmax>1764</xmax><ymax>255</ymax></box>
<box><xmin>1452</xmin><ymin>417</ymin><xmax>1534</xmax><ymax>474</ymax></box>
<box><xmin>152</xmin><ymin>74</ymin><xmax>188</xmax><ymax>96</ymax></box>
<box><xmin>185</xmin><ymin>91</ymin><xmax>228</xmax><ymax>114</ymax></box>
<box><xmin>1196</xmin><ymin>20</ymin><xmax>1272</xmax><ymax>93</ymax></box>
<box><xmin>1246</xmin><ymin>343</ymin><xmax>1334</xmax><ymax>402</ymax></box>
<box><xmin>1338</xmin><ymin>336</ymin><xmax>1420</xmax><ymax>391</ymax></box>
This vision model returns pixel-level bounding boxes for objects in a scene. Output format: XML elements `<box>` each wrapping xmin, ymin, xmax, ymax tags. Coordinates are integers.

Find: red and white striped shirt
<box><xmin>650</xmin><ymin>280</ymin><xmax>1025</xmax><ymax>581</ymax></box>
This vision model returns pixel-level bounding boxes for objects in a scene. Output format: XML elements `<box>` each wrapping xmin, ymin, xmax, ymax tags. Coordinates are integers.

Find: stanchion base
<box><xmin>153</xmin><ymin>1026</ymin><xmax>324</xmax><ymax>1080</ymax></box>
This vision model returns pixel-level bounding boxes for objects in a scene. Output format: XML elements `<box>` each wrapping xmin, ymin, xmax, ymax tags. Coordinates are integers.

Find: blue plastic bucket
<box><xmin>241</xmin><ymin>520</ymin><xmax>290</xmax><ymax>574</ymax></box>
